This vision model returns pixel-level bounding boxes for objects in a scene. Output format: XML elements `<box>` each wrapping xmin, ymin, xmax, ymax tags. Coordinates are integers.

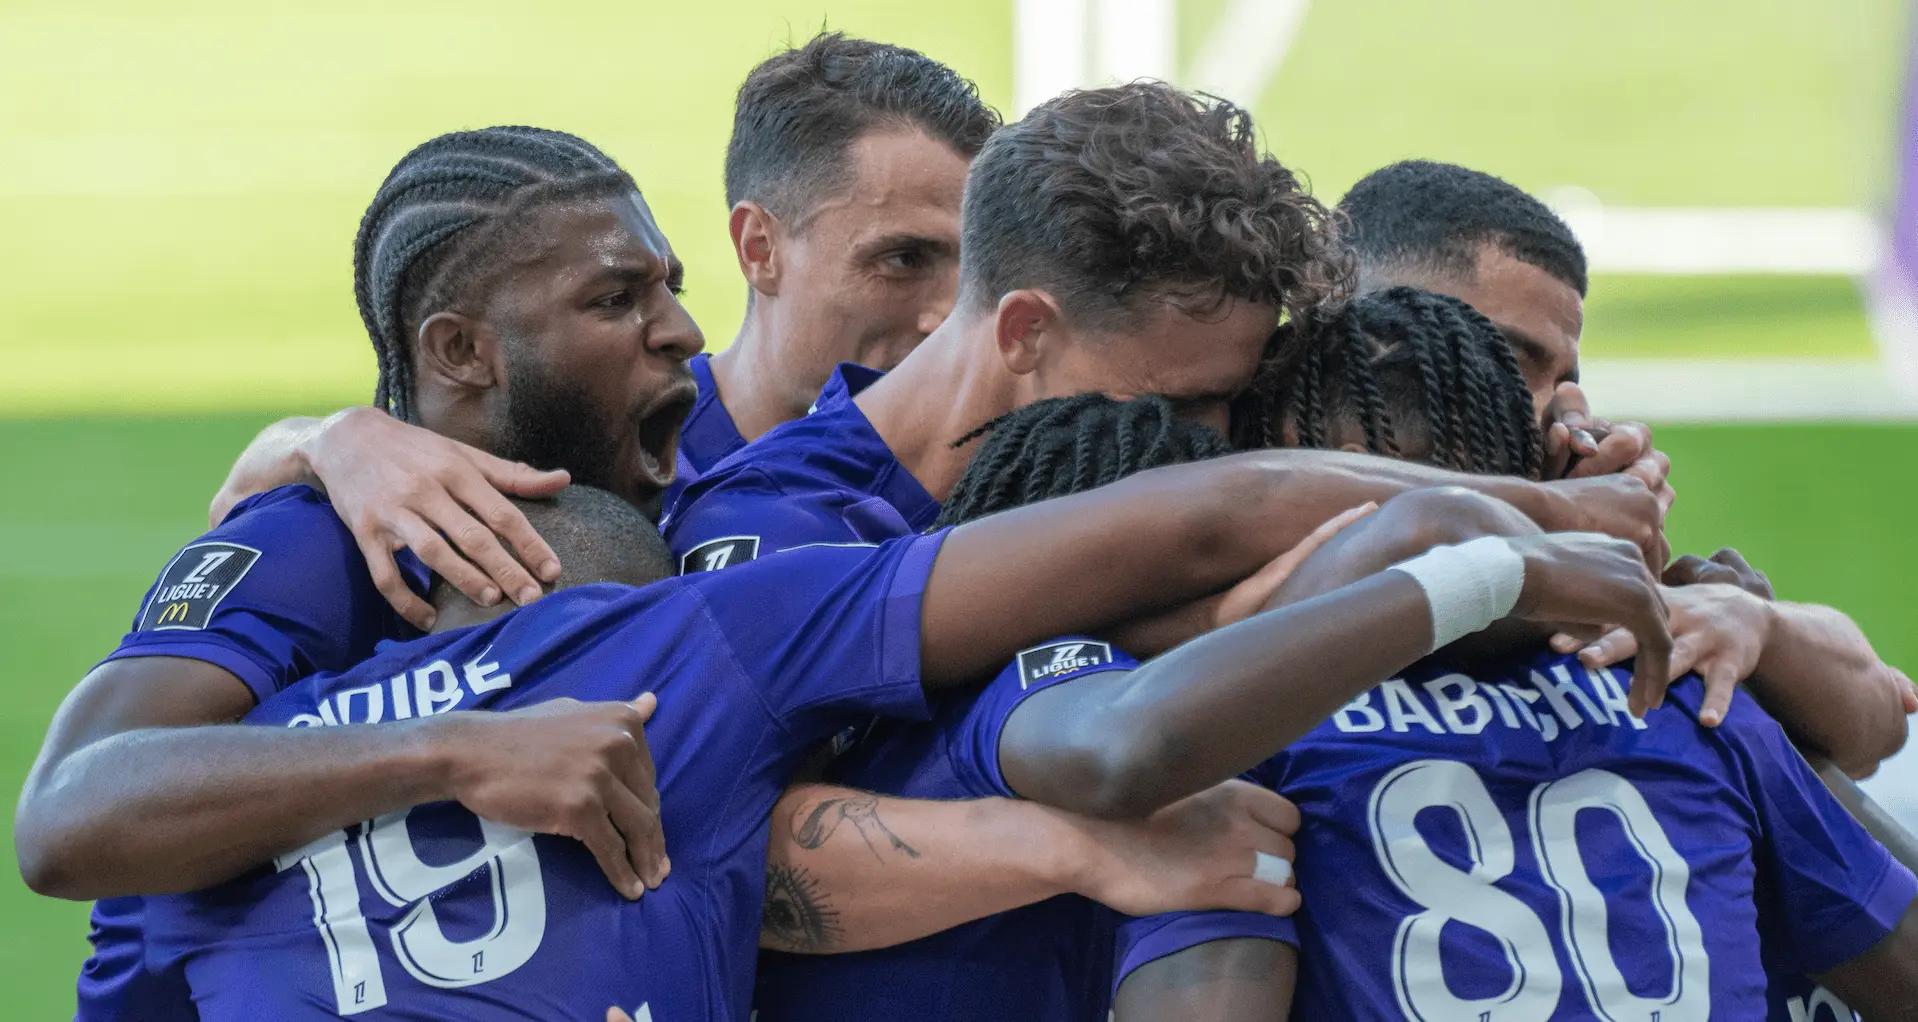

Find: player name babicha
<box><xmin>1330</xmin><ymin>661</ymin><xmax>1649</xmax><ymax>741</ymax></box>
<box><xmin>283</xmin><ymin>650</ymin><xmax>513</xmax><ymax>728</ymax></box>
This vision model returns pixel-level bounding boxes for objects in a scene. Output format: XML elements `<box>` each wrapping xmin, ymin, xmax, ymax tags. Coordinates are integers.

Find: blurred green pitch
<box><xmin>2</xmin><ymin>0</ymin><xmax>1912</xmax><ymax>1013</ymax></box>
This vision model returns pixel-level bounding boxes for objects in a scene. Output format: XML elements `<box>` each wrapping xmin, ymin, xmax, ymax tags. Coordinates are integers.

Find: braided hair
<box><xmin>935</xmin><ymin>394</ymin><xmax>1233</xmax><ymax>527</ymax></box>
<box><xmin>353</xmin><ymin>126</ymin><xmax>636</xmax><ymax>422</ymax></box>
<box><xmin>1232</xmin><ymin>286</ymin><xmax>1543</xmax><ymax>478</ymax></box>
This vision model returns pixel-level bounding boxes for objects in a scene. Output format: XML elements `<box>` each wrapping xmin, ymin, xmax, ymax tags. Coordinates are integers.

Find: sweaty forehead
<box><xmin>504</xmin><ymin>192</ymin><xmax>673</xmax><ymax>275</ymax></box>
<box><xmin>799</xmin><ymin>126</ymin><xmax>969</xmax><ymax>242</ymax></box>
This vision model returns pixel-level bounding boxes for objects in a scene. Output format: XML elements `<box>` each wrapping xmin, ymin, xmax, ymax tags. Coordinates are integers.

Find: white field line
<box><xmin>1578</xmin><ymin>357</ymin><xmax>1916</xmax><ymax>422</ymax></box>
<box><xmin>1549</xmin><ymin>196</ymin><xmax>1884</xmax><ymax>276</ymax></box>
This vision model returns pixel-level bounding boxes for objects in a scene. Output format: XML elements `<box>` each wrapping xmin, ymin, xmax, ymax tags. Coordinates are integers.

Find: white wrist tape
<box><xmin>1387</xmin><ymin>536</ymin><xmax>1526</xmax><ymax>651</ymax></box>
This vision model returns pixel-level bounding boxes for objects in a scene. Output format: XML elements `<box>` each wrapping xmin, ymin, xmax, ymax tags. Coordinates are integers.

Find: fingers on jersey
<box><xmin>1228</xmin><ymin>781</ymin><xmax>1301</xmax><ymax>836</ymax></box>
<box><xmin>1211</xmin><ymin>874</ymin><xmax>1302</xmax><ymax>917</ymax></box>
<box><xmin>357</xmin><ymin>528</ymin><xmax>437</xmax><ymax>631</ymax></box>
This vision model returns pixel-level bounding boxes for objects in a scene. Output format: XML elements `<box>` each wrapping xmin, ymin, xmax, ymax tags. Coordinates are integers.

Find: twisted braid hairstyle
<box><xmin>353</xmin><ymin>126</ymin><xmax>636</xmax><ymax>422</ymax></box>
<box><xmin>1232</xmin><ymin>286</ymin><xmax>1543</xmax><ymax>478</ymax></box>
<box><xmin>934</xmin><ymin>394</ymin><xmax>1233</xmax><ymax>527</ymax></box>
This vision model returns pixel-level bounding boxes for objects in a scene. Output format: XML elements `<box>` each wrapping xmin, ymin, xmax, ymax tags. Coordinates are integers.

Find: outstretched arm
<box><xmin>758</xmin><ymin>781</ymin><xmax>1298</xmax><ymax>953</ymax></box>
<box><xmin>976</xmin><ymin>487</ymin><xmax>1671</xmax><ymax>819</ymax></box>
<box><xmin>16</xmin><ymin>659</ymin><xmax>665</xmax><ymax>900</ymax></box>
<box><xmin>918</xmin><ymin>450</ymin><xmax>1664</xmax><ymax>691</ymax></box>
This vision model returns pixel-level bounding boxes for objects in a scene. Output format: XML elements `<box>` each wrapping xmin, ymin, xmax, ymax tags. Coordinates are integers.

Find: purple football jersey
<box><xmin>662</xmin><ymin>363</ymin><xmax>935</xmax><ymax>574</ymax></box>
<box><xmin>140</xmin><ymin>534</ymin><xmax>943</xmax><ymax>1021</ymax></box>
<box><xmin>756</xmin><ymin>636</ymin><xmax>1141</xmax><ymax>1020</ymax></box>
<box><xmin>1113</xmin><ymin>650</ymin><xmax>1914</xmax><ymax>1020</ymax></box>
<box><xmin>80</xmin><ymin>485</ymin><xmax>427</xmax><ymax>1022</ymax></box>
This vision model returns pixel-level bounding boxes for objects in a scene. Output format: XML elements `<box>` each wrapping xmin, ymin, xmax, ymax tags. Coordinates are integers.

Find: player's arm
<box><xmin>211</xmin><ymin>407</ymin><xmax>569</xmax><ymax>627</ymax></box>
<box><xmin>758</xmin><ymin>781</ymin><xmax>1298</xmax><ymax>953</ymax></box>
<box><xmin>916</xmin><ymin>450</ymin><xmax>1665</xmax><ymax>692</ymax></box>
<box><xmin>1111</xmin><ymin>939</ymin><xmax>1295</xmax><ymax>1022</ymax></box>
<box><xmin>1796</xmin><ymin>758</ymin><xmax>1918</xmax><ymax>1016</ymax></box>
<box><xmin>954</xmin><ymin>486</ymin><xmax>1670</xmax><ymax>818</ymax></box>
<box><xmin>1811</xmin><ymin>895</ymin><xmax>1918</xmax><ymax>1016</ymax></box>
<box><xmin>1566</xmin><ymin>581</ymin><xmax>1912</xmax><ymax>776</ymax></box>
<box><xmin>15</xmin><ymin>661</ymin><xmax>666</xmax><ymax>900</ymax></box>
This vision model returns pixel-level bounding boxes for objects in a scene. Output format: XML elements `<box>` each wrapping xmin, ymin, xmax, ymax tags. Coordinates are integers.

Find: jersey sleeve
<box><xmin>1719</xmin><ymin>691</ymin><xmax>1918</xmax><ymax>973</ymax></box>
<box><xmin>98</xmin><ymin>486</ymin><xmax>426</xmax><ymax>705</ymax></box>
<box><xmin>683</xmin><ymin>530</ymin><xmax>950</xmax><ymax>734</ymax></box>
<box><xmin>940</xmin><ymin>637</ymin><xmax>1140</xmax><ymax>798</ymax></box>
<box><xmin>667</xmin><ymin>466</ymin><xmax>898</xmax><ymax>575</ymax></box>
<box><xmin>1112</xmin><ymin>910</ymin><xmax>1299</xmax><ymax>995</ymax></box>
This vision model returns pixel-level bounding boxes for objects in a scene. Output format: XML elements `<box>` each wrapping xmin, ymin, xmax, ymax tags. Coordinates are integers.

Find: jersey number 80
<box><xmin>1371</xmin><ymin>759</ymin><xmax>1710</xmax><ymax>1021</ymax></box>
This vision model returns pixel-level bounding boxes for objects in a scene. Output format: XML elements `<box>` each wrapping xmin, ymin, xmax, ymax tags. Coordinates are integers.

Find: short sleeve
<box><xmin>1112</xmin><ymin>910</ymin><xmax>1298</xmax><ymax>994</ymax></box>
<box><xmin>1721</xmin><ymin>693</ymin><xmax>1918</xmax><ymax>972</ymax></box>
<box><xmin>98</xmin><ymin>486</ymin><xmax>426</xmax><ymax>704</ymax></box>
<box><xmin>666</xmin><ymin>466</ymin><xmax>883</xmax><ymax>574</ymax></box>
<box><xmin>684</xmin><ymin>530</ymin><xmax>950</xmax><ymax>734</ymax></box>
<box><xmin>943</xmin><ymin>637</ymin><xmax>1140</xmax><ymax>798</ymax></box>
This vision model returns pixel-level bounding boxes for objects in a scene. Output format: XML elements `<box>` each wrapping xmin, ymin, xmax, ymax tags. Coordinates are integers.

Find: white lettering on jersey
<box><xmin>1334</xmin><ymin>662</ymin><xmax>1649</xmax><ymax>739</ymax></box>
<box><xmin>288</xmin><ymin>651</ymin><xmax>515</xmax><ymax>728</ymax></box>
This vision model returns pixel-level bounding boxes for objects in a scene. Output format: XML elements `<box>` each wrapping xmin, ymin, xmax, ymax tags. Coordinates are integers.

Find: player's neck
<box><xmin>430</xmin><ymin>597</ymin><xmax>516</xmax><ymax>634</ymax></box>
<box><xmin>854</xmin><ymin>314</ymin><xmax>1015</xmax><ymax>502</ymax></box>
<box><xmin>710</xmin><ymin>308</ymin><xmax>821</xmax><ymax>444</ymax></box>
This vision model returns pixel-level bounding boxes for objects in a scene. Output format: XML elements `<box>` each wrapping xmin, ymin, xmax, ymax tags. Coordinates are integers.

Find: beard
<box><xmin>493</xmin><ymin>346</ymin><xmax>624</xmax><ymax>499</ymax></box>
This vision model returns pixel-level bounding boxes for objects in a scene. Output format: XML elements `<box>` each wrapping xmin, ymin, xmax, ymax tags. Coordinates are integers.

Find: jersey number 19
<box><xmin>274</xmin><ymin>807</ymin><xmax>547</xmax><ymax>1016</ymax></box>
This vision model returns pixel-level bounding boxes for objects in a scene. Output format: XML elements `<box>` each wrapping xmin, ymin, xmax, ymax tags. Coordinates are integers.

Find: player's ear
<box><xmin>993</xmin><ymin>289</ymin><xmax>1063</xmax><ymax>376</ymax></box>
<box><xmin>730</xmin><ymin>201</ymin><xmax>781</xmax><ymax>299</ymax></box>
<box><xmin>416</xmin><ymin>311</ymin><xmax>501</xmax><ymax>392</ymax></box>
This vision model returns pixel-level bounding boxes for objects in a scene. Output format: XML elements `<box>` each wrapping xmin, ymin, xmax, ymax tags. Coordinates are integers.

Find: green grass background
<box><xmin>3</xmin><ymin>0</ymin><xmax>1913</xmax><ymax>1013</ymax></box>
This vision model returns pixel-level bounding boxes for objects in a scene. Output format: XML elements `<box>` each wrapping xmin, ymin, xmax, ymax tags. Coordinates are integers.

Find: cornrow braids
<box><xmin>1231</xmin><ymin>286</ymin><xmax>1543</xmax><ymax>479</ymax></box>
<box><xmin>353</xmin><ymin>126</ymin><xmax>637</xmax><ymax>422</ymax></box>
<box><xmin>936</xmin><ymin>394</ymin><xmax>1233</xmax><ymax>527</ymax></box>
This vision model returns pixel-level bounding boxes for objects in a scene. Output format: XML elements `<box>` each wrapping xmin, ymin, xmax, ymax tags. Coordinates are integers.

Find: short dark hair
<box><xmin>935</xmin><ymin>394</ymin><xmax>1232</xmax><ymax>527</ymax></box>
<box><xmin>1232</xmin><ymin>286</ymin><xmax>1542</xmax><ymax>478</ymax></box>
<box><xmin>958</xmin><ymin>82</ymin><xmax>1350</xmax><ymax>328</ymax></box>
<box><xmin>427</xmin><ymin>485</ymin><xmax>674</xmax><ymax>608</ymax></box>
<box><xmin>724</xmin><ymin>32</ymin><xmax>999</xmax><ymax>227</ymax></box>
<box><xmin>1340</xmin><ymin>159</ymin><xmax>1588</xmax><ymax>297</ymax></box>
<box><xmin>355</xmin><ymin>126</ymin><xmax>635</xmax><ymax>422</ymax></box>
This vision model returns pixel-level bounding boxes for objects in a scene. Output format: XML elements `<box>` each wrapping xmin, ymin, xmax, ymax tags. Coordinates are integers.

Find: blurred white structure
<box><xmin>1011</xmin><ymin>0</ymin><xmax>1918</xmax><ymax>422</ymax></box>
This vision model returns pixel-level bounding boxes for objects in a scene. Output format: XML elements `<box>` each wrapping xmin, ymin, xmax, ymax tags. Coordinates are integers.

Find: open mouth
<box><xmin>634</xmin><ymin>381</ymin><xmax>698</xmax><ymax>492</ymax></box>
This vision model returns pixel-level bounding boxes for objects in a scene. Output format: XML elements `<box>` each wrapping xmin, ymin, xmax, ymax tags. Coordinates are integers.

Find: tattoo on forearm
<box><xmin>761</xmin><ymin>864</ymin><xmax>844</xmax><ymax>953</ymax></box>
<box><xmin>790</xmin><ymin>795</ymin><xmax>921</xmax><ymax>862</ymax></box>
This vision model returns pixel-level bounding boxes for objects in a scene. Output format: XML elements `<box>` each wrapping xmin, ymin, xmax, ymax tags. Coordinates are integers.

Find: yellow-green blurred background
<box><xmin>4</xmin><ymin>0</ymin><xmax>1914</xmax><ymax>1012</ymax></box>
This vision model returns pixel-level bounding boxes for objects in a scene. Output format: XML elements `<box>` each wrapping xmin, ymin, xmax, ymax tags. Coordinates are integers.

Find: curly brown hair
<box><xmin>957</xmin><ymin>81</ymin><xmax>1352</xmax><ymax>328</ymax></box>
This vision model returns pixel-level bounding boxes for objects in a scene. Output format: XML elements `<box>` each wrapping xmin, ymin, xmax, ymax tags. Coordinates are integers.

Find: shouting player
<box><xmin>141</xmin><ymin>442</ymin><xmax>1675</xmax><ymax>1018</ymax></box>
<box><xmin>17</xmin><ymin>125</ymin><xmax>1259</xmax><ymax>1020</ymax></box>
<box><xmin>17</xmin><ymin>126</ymin><xmax>697</xmax><ymax>1021</ymax></box>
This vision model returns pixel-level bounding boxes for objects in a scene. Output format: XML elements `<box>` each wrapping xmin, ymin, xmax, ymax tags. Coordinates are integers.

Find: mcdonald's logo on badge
<box><xmin>137</xmin><ymin>541</ymin><xmax>262</xmax><ymax>631</ymax></box>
